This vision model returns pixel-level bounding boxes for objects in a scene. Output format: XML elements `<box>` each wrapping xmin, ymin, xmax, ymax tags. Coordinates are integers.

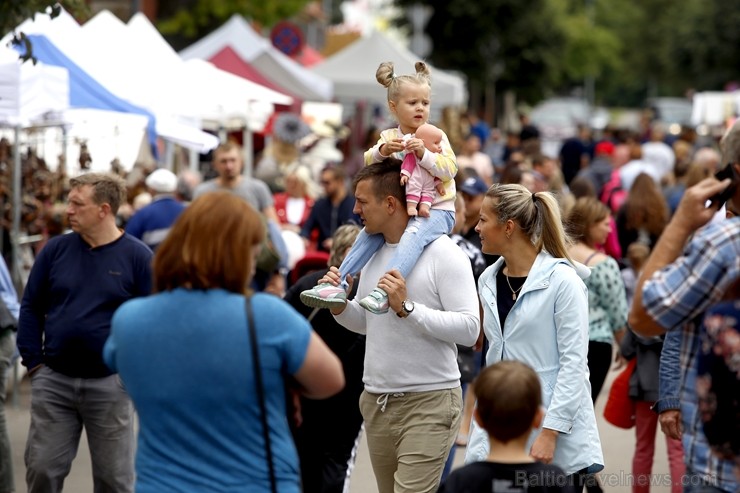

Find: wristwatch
<box><xmin>396</xmin><ymin>299</ymin><xmax>415</xmax><ymax>318</ymax></box>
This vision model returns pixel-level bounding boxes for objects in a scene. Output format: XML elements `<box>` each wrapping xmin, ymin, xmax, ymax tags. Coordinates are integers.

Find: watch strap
<box><xmin>396</xmin><ymin>300</ymin><xmax>413</xmax><ymax>318</ymax></box>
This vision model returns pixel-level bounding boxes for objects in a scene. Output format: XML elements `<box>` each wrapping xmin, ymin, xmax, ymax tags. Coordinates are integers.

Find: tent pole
<box><xmin>11</xmin><ymin>125</ymin><xmax>22</xmax><ymax>292</ymax></box>
<box><xmin>243</xmin><ymin>126</ymin><xmax>253</xmax><ymax>178</ymax></box>
<box><xmin>61</xmin><ymin>126</ymin><xmax>68</xmax><ymax>175</ymax></box>
<box><xmin>188</xmin><ymin>149</ymin><xmax>195</xmax><ymax>171</ymax></box>
<box><xmin>164</xmin><ymin>141</ymin><xmax>175</xmax><ymax>171</ymax></box>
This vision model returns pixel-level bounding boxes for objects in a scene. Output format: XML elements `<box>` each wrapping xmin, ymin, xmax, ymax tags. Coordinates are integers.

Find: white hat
<box><xmin>145</xmin><ymin>169</ymin><xmax>177</xmax><ymax>193</ymax></box>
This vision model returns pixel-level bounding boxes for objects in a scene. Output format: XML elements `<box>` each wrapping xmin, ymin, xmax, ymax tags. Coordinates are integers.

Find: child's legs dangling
<box><xmin>336</xmin><ymin>227</ymin><xmax>385</xmax><ymax>289</ymax></box>
<box><xmin>389</xmin><ymin>209</ymin><xmax>455</xmax><ymax>278</ymax></box>
<box><xmin>357</xmin><ymin>210</ymin><xmax>454</xmax><ymax>314</ymax></box>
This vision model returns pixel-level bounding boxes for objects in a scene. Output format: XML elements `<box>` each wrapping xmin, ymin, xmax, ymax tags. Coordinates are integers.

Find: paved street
<box><xmin>7</xmin><ymin>368</ymin><xmax>670</xmax><ymax>492</ymax></box>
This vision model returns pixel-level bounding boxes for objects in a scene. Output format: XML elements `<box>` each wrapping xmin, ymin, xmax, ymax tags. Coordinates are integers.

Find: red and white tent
<box><xmin>179</xmin><ymin>15</ymin><xmax>333</xmax><ymax>102</ymax></box>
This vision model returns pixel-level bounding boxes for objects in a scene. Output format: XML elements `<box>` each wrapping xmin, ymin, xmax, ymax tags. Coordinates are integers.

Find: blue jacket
<box><xmin>465</xmin><ymin>252</ymin><xmax>604</xmax><ymax>475</ymax></box>
<box><xmin>655</xmin><ymin>330</ymin><xmax>682</xmax><ymax>413</ymax></box>
<box><xmin>124</xmin><ymin>195</ymin><xmax>185</xmax><ymax>250</ymax></box>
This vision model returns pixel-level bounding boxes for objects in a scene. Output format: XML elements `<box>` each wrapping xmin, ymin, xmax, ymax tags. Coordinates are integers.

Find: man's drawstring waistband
<box><xmin>376</xmin><ymin>392</ymin><xmax>405</xmax><ymax>412</ymax></box>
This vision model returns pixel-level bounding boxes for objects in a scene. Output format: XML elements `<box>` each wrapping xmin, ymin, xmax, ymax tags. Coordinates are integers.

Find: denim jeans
<box><xmin>685</xmin><ymin>484</ymin><xmax>732</xmax><ymax>493</ymax></box>
<box><xmin>25</xmin><ymin>366</ymin><xmax>134</xmax><ymax>493</ymax></box>
<box><xmin>0</xmin><ymin>330</ymin><xmax>14</xmax><ymax>493</ymax></box>
<box><xmin>338</xmin><ymin>210</ymin><xmax>455</xmax><ymax>288</ymax></box>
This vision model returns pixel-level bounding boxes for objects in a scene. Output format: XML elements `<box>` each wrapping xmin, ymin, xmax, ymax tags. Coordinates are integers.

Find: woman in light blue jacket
<box><xmin>465</xmin><ymin>184</ymin><xmax>604</xmax><ymax>490</ymax></box>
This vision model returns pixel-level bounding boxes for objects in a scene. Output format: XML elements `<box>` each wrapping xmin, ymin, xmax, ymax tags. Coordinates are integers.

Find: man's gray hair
<box><xmin>720</xmin><ymin>120</ymin><xmax>740</xmax><ymax>166</ymax></box>
<box><xmin>69</xmin><ymin>172</ymin><xmax>127</xmax><ymax>215</ymax></box>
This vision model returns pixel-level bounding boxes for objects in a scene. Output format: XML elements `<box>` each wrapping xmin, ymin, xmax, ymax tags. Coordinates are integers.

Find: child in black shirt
<box><xmin>438</xmin><ymin>361</ymin><xmax>572</xmax><ymax>493</ymax></box>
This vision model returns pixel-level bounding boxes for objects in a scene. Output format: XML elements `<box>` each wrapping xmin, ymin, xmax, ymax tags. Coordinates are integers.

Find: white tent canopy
<box><xmin>125</xmin><ymin>12</ymin><xmax>292</xmax><ymax>132</ymax></box>
<box><xmin>3</xmin><ymin>9</ymin><xmax>218</xmax><ymax>153</ymax></box>
<box><xmin>0</xmin><ymin>40</ymin><xmax>147</xmax><ymax>174</ymax></box>
<box><xmin>0</xmin><ymin>49</ymin><xmax>69</xmax><ymax>126</ymax></box>
<box><xmin>311</xmin><ymin>30</ymin><xmax>467</xmax><ymax>109</ymax></box>
<box><xmin>691</xmin><ymin>91</ymin><xmax>740</xmax><ymax>127</ymax></box>
<box><xmin>179</xmin><ymin>15</ymin><xmax>333</xmax><ymax>102</ymax></box>
<box><xmin>179</xmin><ymin>59</ymin><xmax>279</xmax><ymax>131</ymax></box>
<box><xmin>80</xmin><ymin>10</ymin><xmax>291</xmax><ymax>135</ymax></box>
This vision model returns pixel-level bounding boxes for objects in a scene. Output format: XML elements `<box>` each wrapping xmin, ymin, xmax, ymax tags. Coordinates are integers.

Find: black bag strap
<box><xmin>246</xmin><ymin>296</ymin><xmax>278</xmax><ymax>493</ymax></box>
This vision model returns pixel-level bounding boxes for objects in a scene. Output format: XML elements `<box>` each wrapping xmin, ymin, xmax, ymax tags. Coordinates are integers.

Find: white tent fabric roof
<box><xmin>691</xmin><ymin>91</ymin><xmax>740</xmax><ymax>127</ymax></box>
<box><xmin>37</xmin><ymin>108</ymin><xmax>151</xmax><ymax>174</ymax></box>
<box><xmin>6</xmin><ymin>9</ymin><xmax>294</xmax><ymax>150</ymax></box>
<box><xmin>125</xmin><ymin>13</ymin><xmax>294</xmax><ymax>118</ymax></box>
<box><xmin>0</xmin><ymin>48</ymin><xmax>69</xmax><ymax>126</ymax></box>
<box><xmin>179</xmin><ymin>15</ymin><xmax>333</xmax><ymax>102</ymax></box>
<box><xmin>179</xmin><ymin>59</ymin><xmax>279</xmax><ymax>131</ymax></box>
<box><xmin>3</xmin><ymin>10</ymin><xmax>218</xmax><ymax>152</ymax></box>
<box><xmin>311</xmin><ymin>30</ymin><xmax>467</xmax><ymax>108</ymax></box>
<box><xmin>0</xmin><ymin>47</ymin><xmax>148</xmax><ymax>173</ymax></box>
<box><xmin>83</xmin><ymin>10</ymin><xmax>291</xmax><ymax>133</ymax></box>
<box><xmin>0</xmin><ymin>7</ymin><xmax>81</xmax><ymax>47</ymax></box>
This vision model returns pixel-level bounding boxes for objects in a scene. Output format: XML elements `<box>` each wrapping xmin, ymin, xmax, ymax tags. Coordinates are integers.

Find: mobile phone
<box><xmin>708</xmin><ymin>164</ymin><xmax>737</xmax><ymax>209</ymax></box>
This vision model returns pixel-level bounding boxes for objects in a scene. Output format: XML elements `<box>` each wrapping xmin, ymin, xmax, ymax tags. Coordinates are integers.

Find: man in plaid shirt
<box><xmin>630</xmin><ymin>122</ymin><xmax>740</xmax><ymax>493</ymax></box>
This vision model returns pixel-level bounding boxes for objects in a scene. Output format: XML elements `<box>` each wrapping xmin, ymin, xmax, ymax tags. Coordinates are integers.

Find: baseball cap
<box><xmin>594</xmin><ymin>141</ymin><xmax>615</xmax><ymax>156</ymax></box>
<box><xmin>145</xmin><ymin>169</ymin><xmax>178</xmax><ymax>193</ymax></box>
<box><xmin>460</xmin><ymin>176</ymin><xmax>489</xmax><ymax>196</ymax></box>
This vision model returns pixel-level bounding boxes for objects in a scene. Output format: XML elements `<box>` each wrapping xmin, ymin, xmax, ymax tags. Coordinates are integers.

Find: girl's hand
<box><xmin>400</xmin><ymin>174</ymin><xmax>409</xmax><ymax>186</ymax></box>
<box><xmin>380</xmin><ymin>139</ymin><xmax>405</xmax><ymax>157</ymax></box>
<box><xmin>404</xmin><ymin>138</ymin><xmax>426</xmax><ymax>159</ymax></box>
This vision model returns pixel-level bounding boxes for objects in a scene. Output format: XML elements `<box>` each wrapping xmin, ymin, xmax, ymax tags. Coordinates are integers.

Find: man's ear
<box><xmin>99</xmin><ymin>203</ymin><xmax>111</xmax><ymax>218</ymax></box>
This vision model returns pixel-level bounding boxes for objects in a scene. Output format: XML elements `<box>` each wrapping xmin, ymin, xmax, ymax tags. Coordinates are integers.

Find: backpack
<box><xmin>600</xmin><ymin>169</ymin><xmax>627</xmax><ymax>214</ymax></box>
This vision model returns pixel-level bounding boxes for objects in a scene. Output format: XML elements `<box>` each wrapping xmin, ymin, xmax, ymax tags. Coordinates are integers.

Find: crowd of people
<box><xmin>0</xmin><ymin>58</ymin><xmax>737</xmax><ymax>493</ymax></box>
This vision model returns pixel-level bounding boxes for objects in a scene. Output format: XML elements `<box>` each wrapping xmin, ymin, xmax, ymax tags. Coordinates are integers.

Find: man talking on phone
<box><xmin>629</xmin><ymin>122</ymin><xmax>740</xmax><ymax>493</ymax></box>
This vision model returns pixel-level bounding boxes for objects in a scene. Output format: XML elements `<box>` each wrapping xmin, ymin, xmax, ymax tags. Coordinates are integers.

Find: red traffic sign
<box><xmin>270</xmin><ymin>21</ymin><xmax>304</xmax><ymax>57</ymax></box>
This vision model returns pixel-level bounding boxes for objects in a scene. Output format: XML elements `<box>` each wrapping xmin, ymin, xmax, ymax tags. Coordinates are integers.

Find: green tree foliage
<box><xmin>157</xmin><ymin>0</ymin><xmax>312</xmax><ymax>40</ymax></box>
<box><xmin>0</xmin><ymin>0</ymin><xmax>87</xmax><ymax>62</ymax></box>
<box><xmin>671</xmin><ymin>0</ymin><xmax>740</xmax><ymax>92</ymax></box>
<box><xmin>394</xmin><ymin>0</ymin><xmax>740</xmax><ymax>107</ymax></box>
<box><xmin>394</xmin><ymin>0</ymin><xmax>569</xmax><ymax>102</ymax></box>
<box><xmin>558</xmin><ymin>10</ymin><xmax>621</xmax><ymax>81</ymax></box>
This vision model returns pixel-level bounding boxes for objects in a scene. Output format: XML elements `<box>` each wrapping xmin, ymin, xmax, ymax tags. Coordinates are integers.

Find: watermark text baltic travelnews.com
<box><xmin>514</xmin><ymin>470</ymin><xmax>718</xmax><ymax>488</ymax></box>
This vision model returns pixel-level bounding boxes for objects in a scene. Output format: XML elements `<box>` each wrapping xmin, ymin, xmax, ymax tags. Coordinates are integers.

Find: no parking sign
<box><xmin>270</xmin><ymin>21</ymin><xmax>304</xmax><ymax>57</ymax></box>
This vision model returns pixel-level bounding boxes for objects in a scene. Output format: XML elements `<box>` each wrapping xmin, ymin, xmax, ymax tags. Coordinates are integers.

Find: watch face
<box><xmin>403</xmin><ymin>300</ymin><xmax>414</xmax><ymax>312</ymax></box>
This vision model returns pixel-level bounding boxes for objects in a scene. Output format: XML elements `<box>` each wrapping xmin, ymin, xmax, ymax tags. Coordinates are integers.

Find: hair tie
<box><xmin>532</xmin><ymin>192</ymin><xmax>538</xmax><ymax>204</ymax></box>
<box><xmin>391</xmin><ymin>72</ymin><xmax>397</xmax><ymax>80</ymax></box>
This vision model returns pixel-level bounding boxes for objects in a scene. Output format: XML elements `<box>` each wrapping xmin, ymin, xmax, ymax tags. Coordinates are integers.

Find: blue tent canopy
<box><xmin>17</xmin><ymin>35</ymin><xmax>158</xmax><ymax>157</ymax></box>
